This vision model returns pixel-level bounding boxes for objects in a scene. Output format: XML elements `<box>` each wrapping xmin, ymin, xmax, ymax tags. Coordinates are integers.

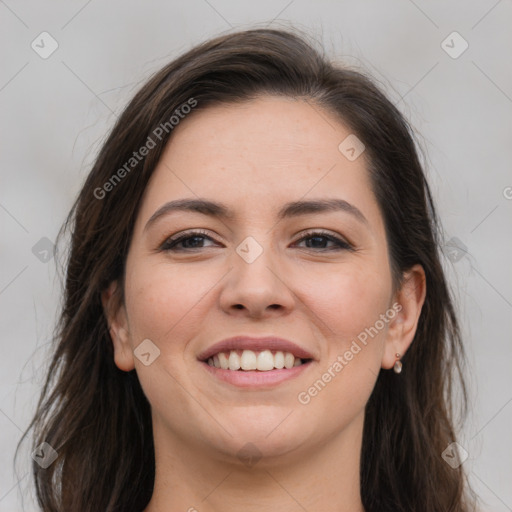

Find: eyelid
<box><xmin>158</xmin><ymin>228</ymin><xmax>219</xmax><ymax>250</ymax></box>
<box><xmin>159</xmin><ymin>228</ymin><xmax>354</xmax><ymax>252</ymax></box>
<box><xmin>293</xmin><ymin>229</ymin><xmax>354</xmax><ymax>250</ymax></box>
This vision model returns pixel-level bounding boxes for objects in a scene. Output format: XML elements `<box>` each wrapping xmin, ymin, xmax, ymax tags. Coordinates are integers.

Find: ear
<box><xmin>382</xmin><ymin>264</ymin><xmax>427</xmax><ymax>370</ymax></box>
<box><xmin>101</xmin><ymin>281</ymin><xmax>135</xmax><ymax>372</ymax></box>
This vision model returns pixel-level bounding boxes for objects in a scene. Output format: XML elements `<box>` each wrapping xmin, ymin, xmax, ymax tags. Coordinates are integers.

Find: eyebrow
<box><xmin>144</xmin><ymin>197</ymin><xmax>368</xmax><ymax>232</ymax></box>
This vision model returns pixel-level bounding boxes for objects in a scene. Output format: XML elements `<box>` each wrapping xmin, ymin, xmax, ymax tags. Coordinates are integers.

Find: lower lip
<box><xmin>199</xmin><ymin>360</ymin><xmax>313</xmax><ymax>388</ymax></box>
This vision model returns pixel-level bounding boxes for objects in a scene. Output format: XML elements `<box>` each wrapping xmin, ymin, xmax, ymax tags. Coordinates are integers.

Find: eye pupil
<box><xmin>307</xmin><ymin>236</ymin><xmax>328</xmax><ymax>248</ymax></box>
<box><xmin>184</xmin><ymin>236</ymin><xmax>204</xmax><ymax>248</ymax></box>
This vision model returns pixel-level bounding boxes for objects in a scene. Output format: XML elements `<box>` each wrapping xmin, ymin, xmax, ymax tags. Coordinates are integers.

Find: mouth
<box><xmin>202</xmin><ymin>349</ymin><xmax>312</xmax><ymax>371</ymax></box>
<box><xmin>197</xmin><ymin>336</ymin><xmax>315</xmax><ymax>388</ymax></box>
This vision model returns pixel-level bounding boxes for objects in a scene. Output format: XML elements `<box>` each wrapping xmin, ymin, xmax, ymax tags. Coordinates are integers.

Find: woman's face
<box><xmin>107</xmin><ymin>95</ymin><xmax>422</xmax><ymax>465</ymax></box>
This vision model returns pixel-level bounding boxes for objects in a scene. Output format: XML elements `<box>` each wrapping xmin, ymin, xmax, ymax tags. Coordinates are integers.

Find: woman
<box><xmin>20</xmin><ymin>28</ymin><xmax>476</xmax><ymax>511</ymax></box>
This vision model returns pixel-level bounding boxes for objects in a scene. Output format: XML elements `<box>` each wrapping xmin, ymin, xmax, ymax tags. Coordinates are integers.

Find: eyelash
<box><xmin>159</xmin><ymin>229</ymin><xmax>354</xmax><ymax>252</ymax></box>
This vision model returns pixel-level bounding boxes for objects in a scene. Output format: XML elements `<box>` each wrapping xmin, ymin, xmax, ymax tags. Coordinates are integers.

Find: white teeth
<box><xmin>218</xmin><ymin>352</ymin><xmax>229</xmax><ymax>369</ymax></box>
<box><xmin>274</xmin><ymin>351</ymin><xmax>285</xmax><ymax>369</ymax></box>
<box><xmin>241</xmin><ymin>350</ymin><xmax>257</xmax><ymax>370</ymax></box>
<box><xmin>228</xmin><ymin>351</ymin><xmax>241</xmax><ymax>370</ymax></box>
<box><xmin>284</xmin><ymin>352</ymin><xmax>295</xmax><ymax>369</ymax></box>
<box><xmin>207</xmin><ymin>349</ymin><xmax>307</xmax><ymax>371</ymax></box>
<box><xmin>256</xmin><ymin>350</ymin><xmax>274</xmax><ymax>371</ymax></box>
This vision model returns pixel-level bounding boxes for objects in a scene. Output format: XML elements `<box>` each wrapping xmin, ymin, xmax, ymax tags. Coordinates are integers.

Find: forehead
<box><xmin>136</xmin><ymin>95</ymin><xmax>381</xmax><ymax>228</ymax></box>
<box><xmin>164</xmin><ymin>95</ymin><xmax>354</xmax><ymax>170</ymax></box>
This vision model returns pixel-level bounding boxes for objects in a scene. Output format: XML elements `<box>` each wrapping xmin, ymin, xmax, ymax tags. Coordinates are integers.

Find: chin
<box><xmin>211</xmin><ymin>411</ymin><xmax>312</xmax><ymax>460</ymax></box>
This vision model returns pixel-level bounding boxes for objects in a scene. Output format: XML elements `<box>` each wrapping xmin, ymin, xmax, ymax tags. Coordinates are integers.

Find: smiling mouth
<box><xmin>203</xmin><ymin>349</ymin><xmax>312</xmax><ymax>372</ymax></box>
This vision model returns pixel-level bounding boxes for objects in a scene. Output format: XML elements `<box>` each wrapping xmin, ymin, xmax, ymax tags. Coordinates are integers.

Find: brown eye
<box><xmin>294</xmin><ymin>231</ymin><xmax>354</xmax><ymax>251</ymax></box>
<box><xmin>160</xmin><ymin>230</ymin><xmax>219</xmax><ymax>251</ymax></box>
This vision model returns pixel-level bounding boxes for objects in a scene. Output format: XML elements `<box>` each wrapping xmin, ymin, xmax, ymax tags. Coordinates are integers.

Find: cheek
<box><xmin>294</xmin><ymin>260</ymin><xmax>391</xmax><ymax>409</ymax></box>
<box><xmin>123</xmin><ymin>263</ymin><xmax>216</xmax><ymax>427</ymax></box>
<box><xmin>124</xmin><ymin>261</ymin><xmax>215</xmax><ymax>351</ymax></box>
<box><xmin>298</xmin><ymin>259</ymin><xmax>392</xmax><ymax>345</ymax></box>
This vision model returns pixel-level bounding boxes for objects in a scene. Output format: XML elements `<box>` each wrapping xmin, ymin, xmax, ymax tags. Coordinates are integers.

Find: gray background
<box><xmin>1</xmin><ymin>1</ymin><xmax>511</xmax><ymax>510</ymax></box>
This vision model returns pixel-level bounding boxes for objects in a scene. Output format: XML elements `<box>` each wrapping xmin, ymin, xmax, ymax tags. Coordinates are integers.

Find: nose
<box><xmin>219</xmin><ymin>240</ymin><xmax>296</xmax><ymax>319</ymax></box>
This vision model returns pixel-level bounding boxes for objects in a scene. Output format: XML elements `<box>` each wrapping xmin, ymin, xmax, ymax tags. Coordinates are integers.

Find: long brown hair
<box><xmin>17</xmin><ymin>27</ymin><xmax>475</xmax><ymax>511</ymax></box>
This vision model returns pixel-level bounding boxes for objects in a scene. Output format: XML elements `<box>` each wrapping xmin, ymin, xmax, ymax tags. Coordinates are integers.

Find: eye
<box><xmin>293</xmin><ymin>230</ymin><xmax>354</xmax><ymax>252</ymax></box>
<box><xmin>160</xmin><ymin>230</ymin><xmax>220</xmax><ymax>251</ymax></box>
<box><xmin>159</xmin><ymin>229</ymin><xmax>354</xmax><ymax>253</ymax></box>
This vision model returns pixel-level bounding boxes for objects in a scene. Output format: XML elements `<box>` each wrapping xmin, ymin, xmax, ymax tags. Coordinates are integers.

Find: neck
<box><xmin>143</xmin><ymin>412</ymin><xmax>365</xmax><ymax>512</ymax></box>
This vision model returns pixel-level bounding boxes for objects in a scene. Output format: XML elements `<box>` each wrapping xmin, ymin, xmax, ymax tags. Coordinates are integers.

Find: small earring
<box><xmin>393</xmin><ymin>353</ymin><xmax>402</xmax><ymax>374</ymax></box>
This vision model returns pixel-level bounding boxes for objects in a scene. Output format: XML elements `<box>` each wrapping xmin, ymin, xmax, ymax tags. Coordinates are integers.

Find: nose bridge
<box><xmin>220</xmin><ymin>233</ymin><xmax>294</xmax><ymax>315</ymax></box>
<box><xmin>232</xmin><ymin>234</ymin><xmax>279</xmax><ymax>288</ymax></box>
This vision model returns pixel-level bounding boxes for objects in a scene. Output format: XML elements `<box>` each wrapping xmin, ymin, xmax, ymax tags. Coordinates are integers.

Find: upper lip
<box><xmin>197</xmin><ymin>336</ymin><xmax>315</xmax><ymax>362</ymax></box>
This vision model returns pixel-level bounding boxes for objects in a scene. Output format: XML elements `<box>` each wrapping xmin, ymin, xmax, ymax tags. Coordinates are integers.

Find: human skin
<box><xmin>103</xmin><ymin>95</ymin><xmax>426</xmax><ymax>512</ymax></box>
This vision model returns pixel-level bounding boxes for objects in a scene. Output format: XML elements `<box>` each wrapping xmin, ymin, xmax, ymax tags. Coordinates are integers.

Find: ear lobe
<box><xmin>382</xmin><ymin>264</ymin><xmax>427</xmax><ymax>370</ymax></box>
<box><xmin>101</xmin><ymin>281</ymin><xmax>135</xmax><ymax>372</ymax></box>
